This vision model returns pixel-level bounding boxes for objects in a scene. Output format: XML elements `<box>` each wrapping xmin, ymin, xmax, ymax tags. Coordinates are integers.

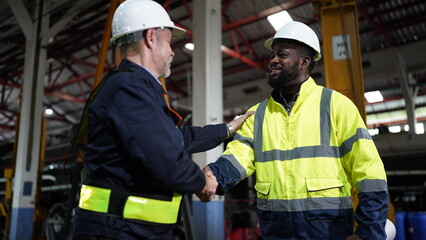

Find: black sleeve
<box><xmin>181</xmin><ymin>124</ymin><xmax>228</xmax><ymax>154</ymax></box>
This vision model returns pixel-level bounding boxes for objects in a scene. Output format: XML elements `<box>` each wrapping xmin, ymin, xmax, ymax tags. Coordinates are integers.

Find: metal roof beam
<box><xmin>47</xmin><ymin>0</ymin><xmax>93</xmax><ymax>40</ymax></box>
<box><xmin>222</xmin><ymin>0</ymin><xmax>310</xmax><ymax>32</ymax></box>
<box><xmin>6</xmin><ymin>0</ymin><xmax>33</xmax><ymax>40</ymax></box>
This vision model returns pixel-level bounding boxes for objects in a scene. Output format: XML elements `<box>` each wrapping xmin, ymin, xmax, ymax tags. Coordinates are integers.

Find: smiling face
<box><xmin>267</xmin><ymin>41</ymin><xmax>311</xmax><ymax>89</ymax></box>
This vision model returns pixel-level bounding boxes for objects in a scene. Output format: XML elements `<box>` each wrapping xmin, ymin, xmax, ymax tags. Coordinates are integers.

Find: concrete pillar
<box><xmin>9</xmin><ymin>0</ymin><xmax>48</xmax><ymax>239</ymax></box>
<box><xmin>191</xmin><ymin>0</ymin><xmax>224</xmax><ymax>239</ymax></box>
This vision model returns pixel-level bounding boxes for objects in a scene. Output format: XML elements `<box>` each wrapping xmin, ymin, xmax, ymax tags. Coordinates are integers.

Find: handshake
<box><xmin>196</xmin><ymin>166</ymin><xmax>218</xmax><ymax>202</ymax></box>
<box><xmin>194</xmin><ymin>111</ymin><xmax>255</xmax><ymax>202</ymax></box>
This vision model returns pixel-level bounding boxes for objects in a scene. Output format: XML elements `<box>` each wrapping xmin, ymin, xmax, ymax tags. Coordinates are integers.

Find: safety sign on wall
<box><xmin>332</xmin><ymin>34</ymin><xmax>352</xmax><ymax>60</ymax></box>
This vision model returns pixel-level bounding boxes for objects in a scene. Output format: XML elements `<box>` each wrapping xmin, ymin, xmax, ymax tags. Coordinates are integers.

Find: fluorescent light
<box><xmin>405</xmin><ymin>123</ymin><xmax>426</xmax><ymax>134</ymax></box>
<box><xmin>45</xmin><ymin>108</ymin><xmax>53</xmax><ymax>115</ymax></box>
<box><xmin>404</xmin><ymin>124</ymin><xmax>409</xmax><ymax>131</ymax></box>
<box><xmin>388</xmin><ymin>125</ymin><xmax>401</xmax><ymax>133</ymax></box>
<box><xmin>184</xmin><ymin>43</ymin><xmax>194</xmax><ymax>51</ymax></box>
<box><xmin>416</xmin><ymin>123</ymin><xmax>424</xmax><ymax>134</ymax></box>
<box><xmin>364</xmin><ymin>91</ymin><xmax>383</xmax><ymax>103</ymax></box>
<box><xmin>267</xmin><ymin>11</ymin><xmax>293</xmax><ymax>31</ymax></box>
<box><xmin>368</xmin><ymin>128</ymin><xmax>379</xmax><ymax>136</ymax></box>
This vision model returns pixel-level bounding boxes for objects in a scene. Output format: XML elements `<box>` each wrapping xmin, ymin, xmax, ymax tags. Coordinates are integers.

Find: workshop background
<box><xmin>0</xmin><ymin>0</ymin><xmax>426</xmax><ymax>239</ymax></box>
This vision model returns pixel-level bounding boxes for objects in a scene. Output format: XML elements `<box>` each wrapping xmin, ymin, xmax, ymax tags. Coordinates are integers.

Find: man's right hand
<box><xmin>196</xmin><ymin>166</ymin><xmax>217</xmax><ymax>202</ymax></box>
<box><xmin>346</xmin><ymin>234</ymin><xmax>363</xmax><ymax>240</ymax></box>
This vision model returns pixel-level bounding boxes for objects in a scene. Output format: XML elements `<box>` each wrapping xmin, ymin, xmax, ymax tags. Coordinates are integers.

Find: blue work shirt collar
<box><xmin>120</xmin><ymin>59</ymin><xmax>162</xmax><ymax>86</ymax></box>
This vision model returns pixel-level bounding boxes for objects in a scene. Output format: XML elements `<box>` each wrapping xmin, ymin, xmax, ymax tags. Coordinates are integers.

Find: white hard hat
<box><xmin>385</xmin><ymin>219</ymin><xmax>396</xmax><ymax>240</ymax></box>
<box><xmin>264</xmin><ymin>21</ymin><xmax>321</xmax><ymax>61</ymax></box>
<box><xmin>111</xmin><ymin>0</ymin><xmax>186</xmax><ymax>45</ymax></box>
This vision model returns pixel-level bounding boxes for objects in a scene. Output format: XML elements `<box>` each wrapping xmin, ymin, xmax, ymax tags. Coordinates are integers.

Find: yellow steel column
<box><xmin>93</xmin><ymin>0</ymin><xmax>121</xmax><ymax>88</ymax></box>
<box><xmin>3</xmin><ymin>168</ymin><xmax>13</xmax><ymax>238</ymax></box>
<box><xmin>314</xmin><ymin>0</ymin><xmax>366</xmax><ymax>122</ymax></box>
<box><xmin>33</xmin><ymin>116</ymin><xmax>47</xmax><ymax>239</ymax></box>
<box><xmin>313</xmin><ymin>0</ymin><xmax>395</xmax><ymax>226</ymax></box>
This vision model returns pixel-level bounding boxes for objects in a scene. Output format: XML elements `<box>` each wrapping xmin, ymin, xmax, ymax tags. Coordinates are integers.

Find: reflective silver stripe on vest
<box><xmin>257</xmin><ymin>196</ymin><xmax>353</xmax><ymax>212</ymax></box>
<box><xmin>254</xmin><ymin>99</ymin><xmax>269</xmax><ymax>161</ymax></box>
<box><xmin>254</xmin><ymin>89</ymin><xmax>371</xmax><ymax>162</ymax></box>
<box><xmin>233</xmin><ymin>132</ymin><xmax>254</xmax><ymax>149</ymax></box>
<box><xmin>357</xmin><ymin>179</ymin><xmax>388</xmax><ymax>193</ymax></box>
<box><xmin>339</xmin><ymin>128</ymin><xmax>371</xmax><ymax>157</ymax></box>
<box><xmin>256</xmin><ymin>145</ymin><xmax>340</xmax><ymax>162</ymax></box>
<box><xmin>320</xmin><ymin>88</ymin><xmax>333</xmax><ymax>146</ymax></box>
<box><xmin>222</xmin><ymin>154</ymin><xmax>248</xmax><ymax>179</ymax></box>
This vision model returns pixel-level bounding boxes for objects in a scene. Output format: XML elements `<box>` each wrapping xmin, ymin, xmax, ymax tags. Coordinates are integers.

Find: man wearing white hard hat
<box><xmin>201</xmin><ymin>21</ymin><xmax>390</xmax><ymax>239</ymax></box>
<box><xmin>71</xmin><ymin>0</ymin><xmax>252</xmax><ymax>239</ymax></box>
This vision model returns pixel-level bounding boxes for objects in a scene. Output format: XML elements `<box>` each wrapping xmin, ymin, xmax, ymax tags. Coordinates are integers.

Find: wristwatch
<box><xmin>226</xmin><ymin>123</ymin><xmax>236</xmax><ymax>138</ymax></box>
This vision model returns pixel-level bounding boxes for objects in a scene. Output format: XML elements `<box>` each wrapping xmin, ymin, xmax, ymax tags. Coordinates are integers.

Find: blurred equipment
<box><xmin>385</xmin><ymin>219</ymin><xmax>396</xmax><ymax>240</ymax></box>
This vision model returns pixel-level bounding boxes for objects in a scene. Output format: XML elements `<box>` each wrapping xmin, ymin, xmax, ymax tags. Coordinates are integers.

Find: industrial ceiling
<box><xmin>1</xmin><ymin>0</ymin><xmax>426</xmax><ymax>144</ymax></box>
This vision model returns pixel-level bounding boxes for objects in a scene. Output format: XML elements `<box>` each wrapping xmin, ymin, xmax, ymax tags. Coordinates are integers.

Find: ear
<box><xmin>144</xmin><ymin>29</ymin><xmax>156</xmax><ymax>49</ymax></box>
<box><xmin>300</xmin><ymin>55</ymin><xmax>311</xmax><ymax>70</ymax></box>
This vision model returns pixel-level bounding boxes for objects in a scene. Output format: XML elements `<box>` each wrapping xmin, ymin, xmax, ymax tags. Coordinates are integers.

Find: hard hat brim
<box><xmin>263</xmin><ymin>37</ymin><xmax>322</xmax><ymax>61</ymax></box>
<box><xmin>264</xmin><ymin>38</ymin><xmax>274</xmax><ymax>50</ymax></box>
<box><xmin>110</xmin><ymin>25</ymin><xmax>186</xmax><ymax>45</ymax></box>
<box><xmin>170</xmin><ymin>25</ymin><xmax>186</xmax><ymax>38</ymax></box>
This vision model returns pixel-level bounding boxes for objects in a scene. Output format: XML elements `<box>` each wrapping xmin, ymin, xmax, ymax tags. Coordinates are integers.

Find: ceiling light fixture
<box><xmin>364</xmin><ymin>90</ymin><xmax>383</xmax><ymax>103</ymax></box>
<box><xmin>267</xmin><ymin>11</ymin><xmax>293</xmax><ymax>31</ymax></box>
<box><xmin>184</xmin><ymin>43</ymin><xmax>194</xmax><ymax>51</ymax></box>
<box><xmin>388</xmin><ymin>125</ymin><xmax>401</xmax><ymax>133</ymax></box>
<box><xmin>45</xmin><ymin>108</ymin><xmax>54</xmax><ymax>116</ymax></box>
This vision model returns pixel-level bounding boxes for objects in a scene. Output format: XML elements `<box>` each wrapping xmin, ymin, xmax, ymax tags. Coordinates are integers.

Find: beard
<box><xmin>158</xmin><ymin>57</ymin><xmax>173</xmax><ymax>78</ymax></box>
<box><xmin>268</xmin><ymin>61</ymin><xmax>299</xmax><ymax>89</ymax></box>
<box><xmin>153</xmin><ymin>42</ymin><xmax>173</xmax><ymax>78</ymax></box>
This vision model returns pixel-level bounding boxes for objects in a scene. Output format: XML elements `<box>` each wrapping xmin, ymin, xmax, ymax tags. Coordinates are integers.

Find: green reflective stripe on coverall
<box><xmin>79</xmin><ymin>185</ymin><xmax>182</xmax><ymax>224</ymax></box>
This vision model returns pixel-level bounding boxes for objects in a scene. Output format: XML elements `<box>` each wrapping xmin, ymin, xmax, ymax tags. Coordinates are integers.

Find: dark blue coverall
<box><xmin>73</xmin><ymin>59</ymin><xmax>228</xmax><ymax>239</ymax></box>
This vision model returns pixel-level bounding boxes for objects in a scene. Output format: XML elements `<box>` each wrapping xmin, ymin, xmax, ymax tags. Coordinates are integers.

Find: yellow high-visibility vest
<box><xmin>222</xmin><ymin>78</ymin><xmax>387</xmax><ymax>212</ymax></box>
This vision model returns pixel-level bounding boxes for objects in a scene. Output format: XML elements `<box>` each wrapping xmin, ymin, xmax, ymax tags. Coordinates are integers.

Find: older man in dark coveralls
<box><xmin>72</xmin><ymin>0</ymin><xmax>252</xmax><ymax>239</ymax></box>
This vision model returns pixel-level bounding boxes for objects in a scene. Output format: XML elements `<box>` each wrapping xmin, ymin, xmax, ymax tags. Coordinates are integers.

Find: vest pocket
<box><xmin>306</xmin><ymin>178</ymin><xmax>343</xmax><ymax>198</ymax></box>
<box><xmin>306</xmin><ymin>178</ymin><xmax>347</xmax><ymax>221</ymax></box>
<box><xmin>254</xmin><ymin>182</ymin><xmax>271</xmax><ymax>196</ymax></box>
